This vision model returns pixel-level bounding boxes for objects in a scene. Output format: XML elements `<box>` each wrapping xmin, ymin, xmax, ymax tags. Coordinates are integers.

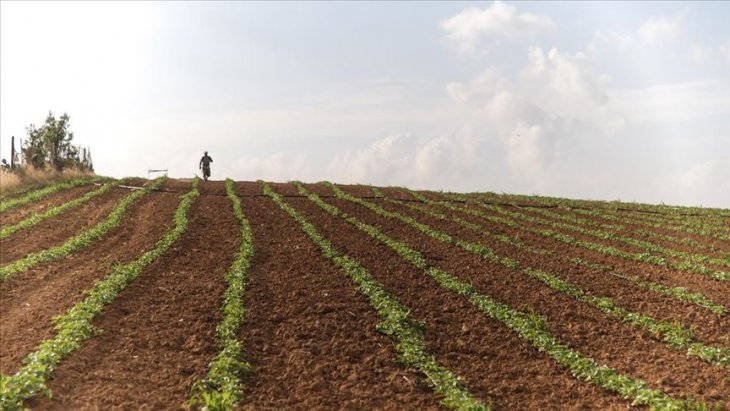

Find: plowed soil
<box><xmin>1</xmin><ymin>178</ymin><xmax>728</xmax><ymax>410</ymax></box>
<box><xmin>0</xmin><ymin>186</ymin><xmax>130</xmax><ymax>262</ymax></box>
<box><xmin>0</xmin><ymin>184</ymin><xmax>99</xmax><ymax>227</ymax></box>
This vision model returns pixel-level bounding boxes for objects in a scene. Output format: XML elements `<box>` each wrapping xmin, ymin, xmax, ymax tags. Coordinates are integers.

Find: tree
<box><xmin>21</xmin><ymin>112</ymin><xmax>91</xmax><ymax>171</ymax></box>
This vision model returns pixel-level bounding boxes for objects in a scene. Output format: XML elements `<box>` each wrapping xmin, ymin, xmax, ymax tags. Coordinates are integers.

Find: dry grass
<box><xmin>0</xmin><ymin>166</ymin><xmax>95</xmax><ymax>196</ymax></box>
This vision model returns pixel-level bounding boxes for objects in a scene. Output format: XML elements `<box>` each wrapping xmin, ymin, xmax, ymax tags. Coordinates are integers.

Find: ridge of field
<box><xmin>0</xmin><ymin>178</ymin><xmax>727</xmax><ymax>410</ymax></box>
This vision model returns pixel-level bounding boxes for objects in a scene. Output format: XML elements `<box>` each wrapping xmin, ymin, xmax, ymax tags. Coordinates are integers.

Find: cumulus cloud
<box><xmin>587</xmin><ymin>31</ymin><xmax>632</xmax><ymax>56</ymax></box>
<box><xmin>327</xmin><ymin>131</ymin><xmax>482</xmax><ymax>190</ymax></box>
<box><xmin>612</xmin><ymin>80</ymin><xmax>730</xmax><ymax>124</ymax></box>
<box><xmin>328</xmin><ymin>45</ymin><xmax>620</xmax><ymax>194</ymax></box>
<box><xmin>229</xmin><ymin>153</ymin><xmax>315</xmax><ymax>182</ymax></box>
<box><xmin>672</xmin><ymin>160</ymin><xmax>730</xmax><ymax>207</ymax></box>
<box><xmin>441</xmin><ymin>1</ymin><xmax>554</xmax><ymax>54</ymax></box>
<box><xmin>638</xmin><ymin>14</ymin><xmax>683</xmax><ymax>46</ymax></box>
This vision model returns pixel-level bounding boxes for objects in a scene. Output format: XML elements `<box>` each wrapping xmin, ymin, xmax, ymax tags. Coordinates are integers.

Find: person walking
<box><xmin>199</xmin><ymin>151</ymin><xmax>213</xmax><ymax>181</ymax></box>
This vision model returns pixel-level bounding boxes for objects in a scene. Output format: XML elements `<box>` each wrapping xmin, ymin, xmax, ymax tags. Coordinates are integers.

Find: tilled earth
<box><xmin>1</xmin><ymin>178</ymin><xmax>728</xmax><ymax>409</ymax></box>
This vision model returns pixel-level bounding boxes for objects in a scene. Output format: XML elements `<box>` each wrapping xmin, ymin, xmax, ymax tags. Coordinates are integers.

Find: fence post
<box><xmin>10</xmin><ymin>136</ymin><xmax>15</xmax><ymax>169</ymax></box>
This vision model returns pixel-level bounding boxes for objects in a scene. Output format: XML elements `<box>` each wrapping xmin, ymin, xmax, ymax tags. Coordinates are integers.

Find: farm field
<box><xmin>0</xmin><ymin>177</ymin><xmax>728</xmax><ymax>410</ymax></box>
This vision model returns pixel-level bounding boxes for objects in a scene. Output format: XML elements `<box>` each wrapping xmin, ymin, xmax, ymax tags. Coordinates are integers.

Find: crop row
<box><xmin>189</xmin><ymin>179</ymin><xmax>254</xmax><ymax>409</ymax></box>
<box><xmin>0</xmin><ymin>177</ymin><xmax>166</xmax><ymax>281</ymax></box>
<box><xmin>327</xmin><ymin>184</ymin><xmax>728</xmax><ymax>367</ymax></box>
<box><xmin>0</xmin><ymin>180</ymin><xmax>125</xmax><ymax>240</ymax></box>
<box><xmin>468</xmin><ymin>192</ymin><xmax>730</xmax><ymax>241</ymax></box>
<box><xmin>485</xmin><ymin>200</ymin><xmax>730</xmax><ymax>269</ymax></box>
<box><xmin>0</xmin><ymin>179</ymin><xmax>200</xmax><ymax>410</ymax></box>
<box><xmin>498</xmin><ymin>199</ymin><xmax>724</xmax><ymax>256</ymax></box>
<box><xmin>438</xmin><ymin>192</ymin><xmax>730</xmax><ymax>282</ymax></box>
<box><xmin>298</xmin><ymin>182</ymin><xmax>698</xmax><ymax>409</ymax></box>
<box><xmin>468</xmin><ymin>191</ymin><xmax>730</xmax><ymax>220</ymax></box>
<box><xmin>552</xmin><ymin>205</ymin><xmax>725</xmax><ymax>253</ymax></box>
<box><xmin>262</xmin><ymin>181</ymin><xmax>487</xmax><ymax>410</ymax></box>
<box><xmin>371</xmin><ymin>188</ymin><xmax>726</xmax><ymax>315</ymax></box>
<box><xmin>0</xmin><ymin>177</ymin><xmax>103</xmax><ymax>214</ymax></box>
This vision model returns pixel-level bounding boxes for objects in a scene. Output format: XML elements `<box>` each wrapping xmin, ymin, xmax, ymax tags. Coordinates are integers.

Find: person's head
<box><xmin>204</xmin><ymin>151</ymin><xmax>208</xmax><ymax>155</ymax></box>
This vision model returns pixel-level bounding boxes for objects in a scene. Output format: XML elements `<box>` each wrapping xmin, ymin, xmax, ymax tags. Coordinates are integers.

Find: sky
<box><xmin>1</xmin><ymin>1</ymin><xmax>729</xmax><ymax>207</ymax></box>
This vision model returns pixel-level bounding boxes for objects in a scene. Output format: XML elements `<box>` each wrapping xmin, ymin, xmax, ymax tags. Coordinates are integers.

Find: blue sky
<box><xmin>1</xmin><ymin>1</ymin><xmax>729</xmax><ymax>207</ymax></box>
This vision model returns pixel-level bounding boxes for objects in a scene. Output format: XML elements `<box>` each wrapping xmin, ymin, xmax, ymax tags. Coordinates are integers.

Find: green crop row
<box><xmin>373</xmin><ymin>188</ymin><xmax>726</xmax><ymax>316</ymax></box>
<box><xmin>564</xmin><ymin>206</ymin><xmax>729</xmax><ymax>250</ymax></box>
<box><xmin>568</xmin><ymin>257</ymin><xmax>727</xmax><ymax>316</ymax></box>
<box><xmin>511</xmin><ymin>200</ymin><xmax>723</xmax><ymax>256</ymax></box>
<box><xmin>469</xmin><ymin>191</ymin><xmax>730</xmax><ymax>241</ymax></box>
<box><xmin>438</xmin><ymin>193</ymin><xmax>730</xmax><ymax>282</ymax></box>
<box><xmin>263</xmin><ymin>181</ymin><xmax>487</xmax><ymax>410</ymax></box>
<box><xmin>466</xmin><ymin>190</ymin><xmax>730</xmax><ymax>220</ymax></box>
<box><xmin>189</xmin><ymin>179</ymin><xmax>254</xmax><ymax>410</ymax></box>
<box><xmin>327</xmin><ymin>184</ymin><xmax>728</xmax><ymax>367</ymax></box>
<box><xmin>0</xmin><ymin>180</ymin><xmax>127</xmax><ymax>240</ymax></box>
<box><xmin>0</xmin><ymin>178</ymin><xmax>199</xmax><ymax>410</ymax></box>
<box><xmin>492</xmin><ymin>202</ymin><xmax>730</xmax><ymax>270</ymax></box>
<box><xmin>0</xmin><ymin>177</ymin><xmax>166</xmax><ymax>281</ymax></box>
<box><xmin>0</xmin><ymin>177</ymin><xmax>103</xmax><ymax>214</ymax></box>
<box><xmin>306</xmin><ymin>182</ymin><xmax>698</xmax><ymax>410</ymax></box>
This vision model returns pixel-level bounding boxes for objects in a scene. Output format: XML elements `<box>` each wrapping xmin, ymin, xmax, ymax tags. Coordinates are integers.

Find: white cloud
<box><xmin>587</xmin><ymin>31</ymin><xmax>632</xmax><ymax>56</ymax></box>
<box><xmin>672</xmin><ymin>160</ymin><xmax>730</xmax><ymax>207</ymax></box>
<box><xmin>612</xmin><ymin>80</ymin><xmax>730</xmax><ymax>124</ymax></box>
<box><xmin>326</xmin><ymin>131</ymin><xmax>481</xmax><ymax>189</ymax></box>
<box><xmin>721</xmin><ymin>39</ymin><xmax>730</xmax><ymax>62</ymax></box>
<box><xmin>328</xmin><ymin>45</ymin><xmax>620</xmax><ymax>194</ymax></box>
<box><xmin>638</xmin><ymin>14</ymin><xmax>683</xmax><ymax>46</ymax></box>
<box><xmin>327</xmin><ymin>133</ymin><xmax>418</xmax><ymax>185</ymax></box>
<box><xmin>229</xmin><ymin>153</ymin><xmax>315</xmax><ymax>183</ymax></box>
<box><xmin>441</xmin><ymin>1</ymin><xmax>554</xmax><ymax>54</ymax></box>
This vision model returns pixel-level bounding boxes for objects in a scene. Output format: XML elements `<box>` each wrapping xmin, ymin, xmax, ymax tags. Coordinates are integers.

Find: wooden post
<box><xmin>10</xmin><ymin>136</ymin><xmax>15</xmax><ymax>169</ymax></box>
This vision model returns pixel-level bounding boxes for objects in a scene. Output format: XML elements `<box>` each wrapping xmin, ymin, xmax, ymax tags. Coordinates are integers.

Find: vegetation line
<box><xmin>0</xmin><ymin>177</ymin><xmax>102</xmax><ymax>214</ymax></box>
<box><xmin>372</xmin><ymin>188</ymin><xmax>726</xmax><ymax>316</ymax></box>
<box><xmin>0</xmin><ymin>177</ymin><xmax>167</xmax><ymax>281</ymax></box>
<box><xmin>0</xmin><ymin>178</ymin><xmax>200</xmax><ymax>410</ymax></box>
<box><xmin>0</xmin><ymin>180</ymin><xmax>124</xmax><ymax>240</ymax></box>
<box><xmin>301</xmin><ymin>182</ymin><xmax>697</xmax><ymax>410</ymax></box>
<box><xmin>441</xmin><ymin>192</ymin><xmax>730</xmax><ymax>282</ymax></box>
<box><xmin>509</xmin><ymin>199</ymin><xmax>724</xmax><ymax>256</ymax></box>
<box><xmin>327</xmin><ymin>184</ymin><xmax>729</xmax><ymax>367</ymax></box>
<box><xmin>468</xmin><ymin>191</ymin><xmax>730</xmax><ymax>220</ymax></box>
<box><xmin>263</xmin><ymin>181</ymin><xmax>487</xmax><ymax>411</ymax></box>
<box><xmin>494</xmin><ymin>201</ymin><xmax>730</xmax><ymax>269</ymax></box>
<box><xmin>470</xmin><ymin>192</ymin><xmax>730</xmax><ymax>242</ymax></box>
<box><xmin>189</xmin><ymin>179</ymin><xmax>254</xmax><ymax>409</ymax></box>
<box><xmin>560</xmin><ymin>205</ymin><xmax>726</xmax><ymax>252</ymax></box>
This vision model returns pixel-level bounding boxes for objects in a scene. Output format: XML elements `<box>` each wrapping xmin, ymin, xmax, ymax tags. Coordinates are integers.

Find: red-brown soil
<box><xmin>0</xmin><ymin>186</ymin><xmax>130</xmax><ymax>263</ymax></box>
<box><xmin>1</xmin><ymin>179</ymin><xmax>728</xmax><ymax>409</ymax></box>
<box><xmin>0</xmin><ymin>184</ymin><xmax>99</xmax><ymax>227</ymax></box>
<box><xmin>352</xmin><ymin>186</ymin><xmax>730</xmax><ymax>348</ymax></box>
<box><xmin>29</xmin><ymin>181</ymin><xmax>237</xmax><ymax>409</ymax></box>
<box><xmin>233</xmin><ymin>181</ymin><xmax>440</xmax><ymax>409</ymax></box>
<box><xmin>0</xmin><ymin>189</ymin><xmax>179</xmax><ymax>374</ymax></box>
<box><xmin>310</xmin><ymin>184</ymin><xmax>728</xmax><ymax>406</ymax></box>
<box><xmin>396</xmin><ymin>187</ymin><xmax>730</xmax><ymax>309</ymax></box>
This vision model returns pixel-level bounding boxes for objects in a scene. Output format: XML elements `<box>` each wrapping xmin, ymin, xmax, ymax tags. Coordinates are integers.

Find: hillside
<box><xmin>0</xmin><ymin>177</ymin><xmax>728</xmax><ymax>410</ymax></box>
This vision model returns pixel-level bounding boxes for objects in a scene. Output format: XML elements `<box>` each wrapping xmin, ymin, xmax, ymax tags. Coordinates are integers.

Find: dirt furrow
<box><xmin>0</xmin><ymin>184</ymin><xmax>99</xmax><ymax>228</ymax></box>
<box><xmin>399</xmin><ymin>188</ymin><xmax>730</xmax><ymax>309</ymax></box>
<box><xmin>537</xmin><ymin>207</ymin><xmax>730</xmax><ymax>256</ymax></box>
<box><xmin>28</xmin><ymin>186</ymin><xmax>237</xmax><ymax>409</ymax></box>
<box><xmin>284</xmin><ymin>184</ymin><xmax>629</xmax><ymax>409</ymax></box>
<box><xmin>227</xmin><ymin>181</ymin><xmax>440</xmax><ymax>409</ymax></box>
<box><xmin>443</xmin><ymin>193</ymin><xmax>730</xmax><ymax>276</ymax></box>
<box><xmin>316</xmin><ymin>185</ymin><xmax>729</xmax><ymax>406</ymax></box>
<box><xmin>0</xmin><ymin>186</ymin><xmax>130</xmax><ymax>263</ymax></box>
<box><xmin>354</xmin><ymin>190</ymin><xmax>730</xmax><ymax>348</ymax></box>
<box><xmin>0</xmin><ymin>191</ymin><xmax>179</xmax><ymax>374</ymax></box>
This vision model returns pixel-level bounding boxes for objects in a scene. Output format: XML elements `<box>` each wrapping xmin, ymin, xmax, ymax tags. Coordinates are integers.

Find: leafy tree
<box><xmin>21</xmin><ymin>112</ymin><xmax>92</xmax><ymax>171</ymax></box>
